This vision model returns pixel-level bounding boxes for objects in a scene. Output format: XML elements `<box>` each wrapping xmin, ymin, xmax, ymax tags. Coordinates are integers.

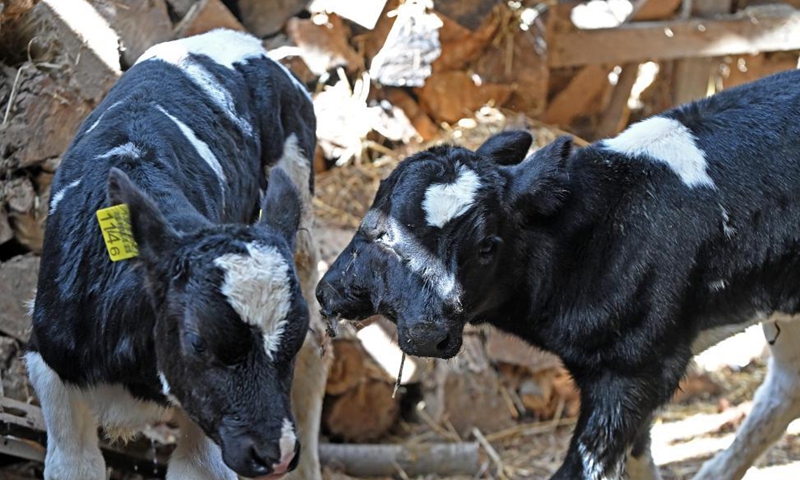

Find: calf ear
<box><xmin>476</xmin><ymin>130</ymin><xmax>533</xmax><ymax>166</ymax></box>
<box><xmin>107</xmin><ymin>168</ymin><xmax>180</xmax><ymax>262</ymax></box>
<box><xmin>505</xmin><ymin>136</ymin><xmax>573</xmax><ymax>218</ymax></box>
<box><xmin>261</xmin><ymin>167</ymin><xmax>302</xmax><ymax>251</ymax></box>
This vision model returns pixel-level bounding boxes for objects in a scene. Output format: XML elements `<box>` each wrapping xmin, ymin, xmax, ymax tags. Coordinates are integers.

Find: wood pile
<box><xmin>1</xmin><ymin>0</ymin><xmax>800</xmax><ymax>477</ymax></box>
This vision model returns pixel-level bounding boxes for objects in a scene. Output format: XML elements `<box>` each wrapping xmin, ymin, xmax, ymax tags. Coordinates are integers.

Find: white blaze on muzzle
<box><xmin>277</xmin><ymin>418</ymin><xmax>297</xmax><ymax>470</ymax></box>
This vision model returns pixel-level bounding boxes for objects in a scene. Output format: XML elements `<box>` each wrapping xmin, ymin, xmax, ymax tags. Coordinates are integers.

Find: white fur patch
<box><xmin>214</xmin><ymin>243</ymin><xmax>292</xmax><ymax>359</ymax></box>
<box><xmin>156</xmin><ymin>105</ymin><xmax>227</xmax><ymax>204</ymax></box>
<box><xmin>365</xmin><ymin>209</ymin><xmax>460</xmax><ymax>303</ymax></box>
<box><xmin>168</xmin><ymin>410</ymin><xmax>237</xmax><ymax>480</ymax></box>
<box><xmin>26</xmin><ymin>352</ymin><xmax>106</xmax><ymax>480</ymax></box>
<box><xmin>83</xmin><ymin>383</ymin><xmax>170</xmax><ymax>441</ymax></box>
<box><xmin>422</xmin><ymin>164</ymin><xmax>481</xmax><ymax>228</ymax></box>
<box><xmin>274</xmin><ymin>134</ymin><xmax>311</xmax><ymax>224</ymax></box>
<box><xmin>49</xmin><ymin>179</ymin><xmax>81</xmax><ymax>215</ymax></box>
<box><xmin>277</xmin><ymin>418</ymin><xmax>297</xmax><ymax>468</ymax></box>
<box><xmin>604</xmin><ymin>116</ymin><xmax>714</xmax><ymax>188</ymax></box>
<box><xmin>158</xmin><ymin>371</ymin><xmax>170</xmax><ymax>396</ymax></box>
<box><xmin>137</xmin><ymin>29</ymin><xmax>265</xmax><ymax>70</ymax></box>
<box><xmin>97</xmin><ymin>142</ymin><xmax>141</xmax><ymax>159</ymax></box>
<box><xmin>85</xmin><ymin>100</ymin><xmax>122</xmax><ymax>135</ymax></box>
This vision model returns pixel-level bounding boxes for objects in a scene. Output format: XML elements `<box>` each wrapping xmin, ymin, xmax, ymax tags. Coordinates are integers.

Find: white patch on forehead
<box><xmin>604</xmin><ymin>116</ymin><xmax>714</xmax><ymax>188</ymax></box>
<box><xmin>214</xmin><ymin>243</ymin><xmax>292</xmax><ymax>359</ymax></box>
<box><xmin>85</xmin><ymin>100</ymin><xmax>122</xmax><ymax>135</ymax></box>
<box><xmin>278</xmin><ymin>418</ymin><xmax>297</xmax><ymax>467</ymax></box>
<box><xmin>136</xmin><ymin>29</ymin><xmax>265</xmax><ymax>70</ymax></box>
<box><xmin>422</xmin><ymin>164</ymin><xmax>481</xmax><ymax>228</ymax></box>
<box><xmin>97</xmin><ymin>142</ymin><xmax>141</xmax><ymax>159</ymax></box>
<box><xmin>49</xmin><ymin>179</ymin><xmax>81</xmax><ymax>215</ymax></box>
<box><xmin>156</xmin><ymin>105</ymin><xmax>227</xmax><ymax>203</ymax></box>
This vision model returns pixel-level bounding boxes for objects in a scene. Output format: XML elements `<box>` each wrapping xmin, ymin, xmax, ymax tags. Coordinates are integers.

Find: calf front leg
<box><xmin>167</xmin><ymin>410</ymin><xmax>237</xmax><ymax>480</ymax></box>
<box><xmin>693</xmin><ymin>321</ymin><xmax>800</xmax><ymax>480</ymax></box>
<box><xmin>625</xmin><ymin>419</ymin><xmax>662</xmax><ymax>480</ymax></box>
<box><xmin>554</xmin><ymin>369</ymin><xmax>679</xmax><ymax>480</ymax></box>
<box><xmin>25</xmin><ymin>352</ymin><xmax>106</xmax><ymax>480</ymax></box>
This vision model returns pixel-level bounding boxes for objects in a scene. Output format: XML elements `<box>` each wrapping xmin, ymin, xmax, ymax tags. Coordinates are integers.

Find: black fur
<box><xmin>30</xmin><ymin>32</ymin><xmax>315</xmax><ymax>478</ymax></box>
<box><xmin>318</xmin><ymin>69</ymin><xmax>800</xmax><ymax>479</ymax></box>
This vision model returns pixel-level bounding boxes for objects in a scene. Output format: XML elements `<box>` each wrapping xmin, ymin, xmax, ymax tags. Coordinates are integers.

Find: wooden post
<box><xmin>671</xmin><ymin>0</ymin><xmax>732</xmax><ymax>105</ymax></box>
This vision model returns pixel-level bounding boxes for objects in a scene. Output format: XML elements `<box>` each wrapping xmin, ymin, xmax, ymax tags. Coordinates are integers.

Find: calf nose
<box><xmin>402</xmin><ymin>322</ymin><xmax>450</xmax><ymax>358</ymax></box>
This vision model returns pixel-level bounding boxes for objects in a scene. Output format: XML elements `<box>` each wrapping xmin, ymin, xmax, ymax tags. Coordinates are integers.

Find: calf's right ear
<box><xmin>505</xmin><ymin>136</ymin><xmax>573</xmax><ymax>218</ymax></box>
<box><xmin>107</xmin><ymin>168</ymin><xmax>180</xmax><ymax>263</ymax></box>
<box><xmin>476</xmin><ymin>130</ymin><xmax>533</xmax><ymax>166</ymax></box>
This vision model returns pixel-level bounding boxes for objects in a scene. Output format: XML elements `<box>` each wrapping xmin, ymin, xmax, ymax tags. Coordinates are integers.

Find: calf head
<box><xmin>317</xmin><ymin>131</ymin><xmax>573</xmax><ymax>359</ymax></box>
<box><xmin>108</xmin><ymin>167</ymin><xmax>307</xmax><ymax>479</ymax></box>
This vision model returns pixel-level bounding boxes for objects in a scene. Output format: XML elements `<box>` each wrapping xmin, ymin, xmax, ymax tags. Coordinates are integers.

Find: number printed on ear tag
<box><xmin>96</xmin><ymin>204</ymin><xmax>139</xmax><ymax>262</ymax></box>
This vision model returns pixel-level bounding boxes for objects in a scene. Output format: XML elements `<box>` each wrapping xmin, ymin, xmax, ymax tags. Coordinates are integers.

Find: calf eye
<box><xmin>478</xmin><ymin>237</ymin><xmax>500</xmax><ymax>260</ymax></box>
<box><xmin>186</xmin><ymin>332</ymin><xmax>206</xmax><ymax>355</ymax></box>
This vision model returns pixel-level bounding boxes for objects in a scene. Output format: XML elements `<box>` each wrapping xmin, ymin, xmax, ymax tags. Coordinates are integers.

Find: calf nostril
<box><xmin>250</xmin><ymin>444</ymin><xmax>279</xmax><ymax>471</ymax></box>
<box><xmin>435</xmin><ymin>333</ymin><xmax>450</xmax><ymax>352</ymax></box>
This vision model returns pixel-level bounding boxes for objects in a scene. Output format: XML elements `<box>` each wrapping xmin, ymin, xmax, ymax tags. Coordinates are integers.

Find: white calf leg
<box><xmin>693</xmin><ymin>320</ymin><xmax>800</xmax><ymax>480</ymax></box>
<box><xmin>167</xmin><ymin>409</ymin><xmax>237</xmax><ymax>480</ymax></box>
<box><xmin>626</xmin><ymin>447</ymin><xmax>662</xmax><ymax>480</ymax></box>
<box><xmin>26</xmin><ymin>352</ymin><xmax>106</xmax><ymax>480</ymax></box>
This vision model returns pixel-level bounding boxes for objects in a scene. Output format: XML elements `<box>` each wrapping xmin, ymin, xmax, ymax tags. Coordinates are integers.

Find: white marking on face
<box><xmin>277</xmin><ymin>418</ymin><xmax>297</xmax><ymax>469</ymax></box>
<box><xmin>422</xmin><ymin>164</ymin><xmax>482</xmax><ymax>228</ymax></box>
<box><xmin>604</xmin><ymin>116</ymin><xmax>714</xmax><ymax>188</ymax></box>
<box><xmin>364</xmin><ymin>209</ymin><xmax>461</xmax><ymax>303</ymax></box>
<box><xmin>156</xmin><ymin>105</ymin><xmax>227</xmax><ymax>202</ymax></box>
<box><xmin>49</xmin><ymin>179</ymin><xmax>81</xmax><ymax>215</ymax></box>
<box><xmin>97</xmin><ymin>142</ymin><xmax>142</xmax><ymax>160</ymax></box>
<box><xmin>136</xmin><ymin>29</ymin><xmax>266</xmax><ymax>70</ymax></box>
<box><xmin>85</xmin><ymin>100</ymin><xmax>122</xmax><ymax>135</ymax></box>
<box><xmin>214</xmin><ymin>243</ymin><xmax>292</xmax><ymax>359</ymax></box>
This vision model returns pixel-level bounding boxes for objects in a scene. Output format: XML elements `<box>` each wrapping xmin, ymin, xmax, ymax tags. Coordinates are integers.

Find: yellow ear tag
<box><xmin>96</xmin><ymin>204</ymin><xmax>139</xmax><ymax>262</ymax></box>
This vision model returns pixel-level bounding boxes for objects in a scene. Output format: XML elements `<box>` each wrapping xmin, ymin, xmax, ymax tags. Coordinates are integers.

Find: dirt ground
<box><xmin>323</xmin><ymin>343</ymin><xmax>800</xmax><ymax>480</ymax></box>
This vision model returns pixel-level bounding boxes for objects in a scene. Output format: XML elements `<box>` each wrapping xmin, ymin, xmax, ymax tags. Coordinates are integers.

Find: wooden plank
<box><xmin>549</xmin><ymin>8</ymin><xmax>800</xmax><ymax>68</ymax></box>
<box><xmin>671</xmin><ymin>0</ymin><xmax>732</xmax><ymax>105</ymax></box>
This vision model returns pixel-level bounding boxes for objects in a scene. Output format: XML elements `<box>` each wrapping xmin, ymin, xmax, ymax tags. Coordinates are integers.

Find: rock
<box><xmin>310</xmin><ymin>0</ymin><xmax>388</xmax><ymax>30</ymax></box>
<box><xmin>238</xmin><ymin>0</ymin><xmax>311</xmax><ymax>38</ymax></box>
<box><xmin>174</xmin><ymin>0</ymin><xmax>246</xmax><ymax>38</ymax></box>
<box><xmin>3</xmin><ymin>176</ymin><xmax>47</xmax><ymax>252</ymax></box>
<box><xmin>0</xmin><ymin>335</ymin><xmax>30</xmax><ymax>401</ymax></box>
<box><xmin>90</xmin><ymin>0</ymin><xmax>174</xmax><ymax>66</ymax></box>
<box><xmin>19</xmin><ymin>0</ymin><xmax>121</xmax><ymax>102</ymax></box>
<box><xmin>414</xmin><ymin>70</ymin><xmax>512</xmax><ymax>124</ymax></box>
<box><xmin>0</xmin><ymin>205</ymin><xmax>13</xmax><ymax>245</ymax></box>
<box><xmin>285</xmin><ymin>14</ymin><xmax>363</xmax><ymax>76</ymax></box>
<box><xmin>434</xmin><ymin>0</ymin><xmax>496</xmax><ymax>31</ymax></box>
<box><xmin>0</xmin><ymin>254</ymin><xmax>39</xmax><ymax>342</ymax></box>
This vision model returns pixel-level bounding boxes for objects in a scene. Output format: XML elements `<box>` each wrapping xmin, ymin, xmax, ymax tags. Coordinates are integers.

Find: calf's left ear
<box><xmin>505</xmin><ymin>135</ymin><xmax>573</xmax><ymax>218</ymax></box>
<box><xmin>261</xmin><ymin>167</ymin><xmax>302</xmax><ymax>251</ymax></box>
<box><xmin>107</xmin><ymin>168</ymin><xmax>180</xmax><ymax>263</ymax></box>
<box><xmin>476</xmin><ymin>130</ymin><xmax>533</xmax><ymax>166</ymax></box>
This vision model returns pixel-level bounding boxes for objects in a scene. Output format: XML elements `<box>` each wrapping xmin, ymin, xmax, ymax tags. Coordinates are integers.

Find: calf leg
<box><xmin>625</xmin><ymin>421</ymin><xmax>662</xmax><ymax>480</ymax></box>
<box><xmin>278</xmin><ymin>134</ymin><xmax>331</xmax><ymax>480</ymax></box>
<box><xmin>167</xmin><ymin>410</ymin><xmax>237</xmax><ymax>480</ymax></box>
<box><xmin>693</xmin><ymin>321</ymin><xmax>800</xmax><ymax>480</ymax></box>
<box><xmin>554</xmin><ymin>367</ymin><xmax>681</xmax><ymax>480</ymax></box>
<box><xmin>25</xmin><ymin>352</ymin><xmax>106</xmax><ymax>480</ymax></box>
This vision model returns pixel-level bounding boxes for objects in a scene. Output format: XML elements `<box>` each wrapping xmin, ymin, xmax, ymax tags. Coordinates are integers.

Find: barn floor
<box><xmin>324</xmin><ymin>329</ymin><xmax>800</xmax><ymax>480</ymax></box>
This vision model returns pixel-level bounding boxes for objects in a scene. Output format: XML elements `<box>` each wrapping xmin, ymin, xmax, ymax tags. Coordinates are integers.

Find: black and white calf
<box><xmin>27</xmin><ymin>29</ymin><xmax>319</xmax><ymax>480</ymax></box>
<box><xmin>318</xmin><ymin>69</ymin><xmax>800</xmax><ymax>480</ymax></box>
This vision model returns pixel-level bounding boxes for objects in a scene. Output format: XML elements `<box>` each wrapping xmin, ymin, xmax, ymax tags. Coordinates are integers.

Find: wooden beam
<box><xmin>671</xmin><ymin>0</ymin><xmax>732</xmax><ymax>105</ymax></box>
<box><xmin>550</xmin><ymin>8</ymin><xmax>800</xmax><ymax>68</ymax></box>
